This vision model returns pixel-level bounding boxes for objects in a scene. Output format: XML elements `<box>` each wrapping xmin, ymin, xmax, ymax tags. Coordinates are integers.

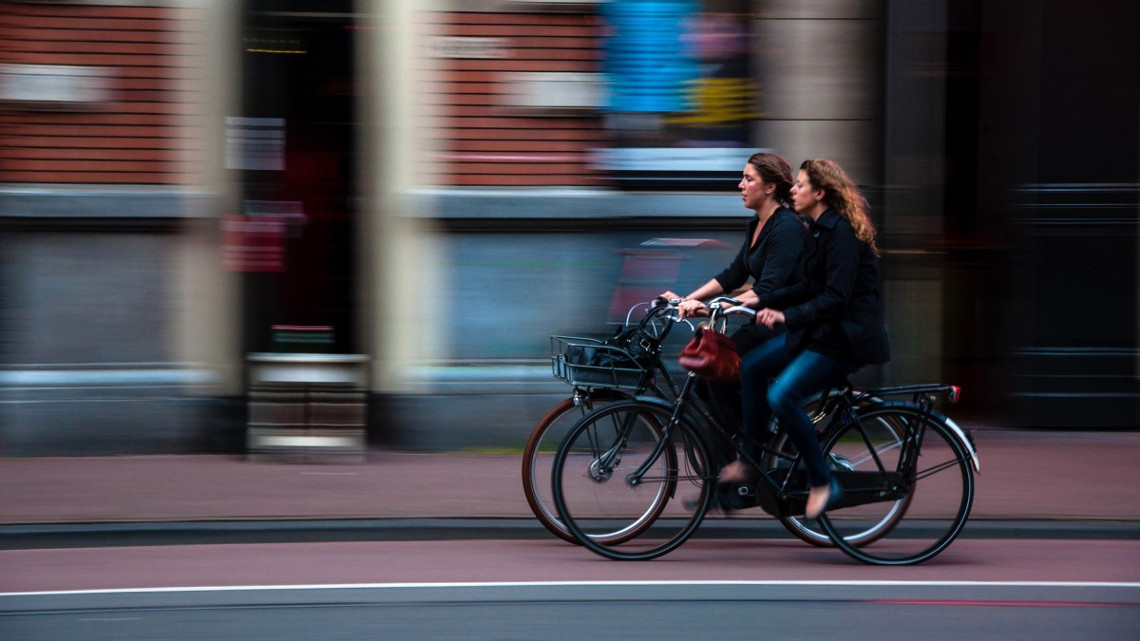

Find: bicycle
<box><xmin>522</xmin><ymin>301</ymin><xmax>685</xmax><ymax>544</ymax></box>
<box><xmin>526</xmin><ymin>298</ymin><xmax>863</xmax><ymax>547</ymax></box>
<box><xmin>550</xmin><ymin>303</ymin><xmax>980</xmax><ymax>565</ymax></box>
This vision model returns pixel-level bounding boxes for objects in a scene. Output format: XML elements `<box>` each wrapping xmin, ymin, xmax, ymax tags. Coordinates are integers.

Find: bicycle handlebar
<box><xmin>706</xmin><ymin>296</ymin><xmax>755</xmax><ymax>324</ymax></box>
<box><xmin>619</xmin><ymin>298</ymin><xmax>699</xmax><ymax>335</ymax></box>
<box><xmin>707</xmin><ymin>296</ymin><xmax>740</xmax><ymax>308</ymax></box>
<box><xmin>628</xmin><ymin>297</ymin><xmax>754</xmax><ymax>333</ymax></box>
<box><xmin>718</xmin><ymin>305</ymin><xmax>756</xmax><ymax>317</ymax></box>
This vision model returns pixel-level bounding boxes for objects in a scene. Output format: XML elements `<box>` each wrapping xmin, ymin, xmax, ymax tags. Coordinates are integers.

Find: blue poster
<box><xmin>602</xmin><ymin>0</ymin><xmax>700</xmax><ymax>113</ymax></box>
<box><xmin>599</xmin><ymin>0</ymin><xmax>757</xmax><ymax>181</ymax></box>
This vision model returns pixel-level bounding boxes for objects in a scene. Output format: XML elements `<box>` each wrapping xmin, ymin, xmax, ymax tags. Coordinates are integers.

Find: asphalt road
<box><xmin>2</xmin><ymin>537</ymin><xmax>1138</xmax><ymax>640</ymax></box>
<box><xmin>3</xmin><ymin>582</ymin><xmax>1137</xmax><ymax>641</ymax></box>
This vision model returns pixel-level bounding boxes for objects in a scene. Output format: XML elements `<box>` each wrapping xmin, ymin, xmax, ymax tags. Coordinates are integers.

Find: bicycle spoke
<box><xmin>819</xmin><ymin>404</ymin><xmax>974</xmax><ymax>565</ymax></box>
<box><xmin>913</xmin><ymin>457</ymin><xmax>965</xmax><ymax>482</ymax></box>
<box><xmin>841</xmin><ymin>439</ymin><xmax>903</xmax><ymax>470</ymax></box>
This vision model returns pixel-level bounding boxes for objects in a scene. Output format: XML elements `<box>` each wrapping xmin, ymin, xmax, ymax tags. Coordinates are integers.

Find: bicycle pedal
<box><xmin>715</xmin><ymin>483</ymin><xmax>757</xmax><ymax>510</ymax></box>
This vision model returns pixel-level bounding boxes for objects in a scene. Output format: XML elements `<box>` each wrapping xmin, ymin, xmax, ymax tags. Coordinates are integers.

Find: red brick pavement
<box><xmin>1</xmin><ymin>427</ymin><xmax>1137</xmax><ymax>525</ymax></box>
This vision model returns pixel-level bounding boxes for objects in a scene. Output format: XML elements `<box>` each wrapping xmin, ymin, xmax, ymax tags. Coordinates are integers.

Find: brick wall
<box><xmin>0</xmin><ymin>2</ymin><xmax>200</xmax><ymax>185</ymax></box>
<box><xmin>423</xmin><ymin>11</ymin><xmax>607</xmax><ymax>187</ymax></box>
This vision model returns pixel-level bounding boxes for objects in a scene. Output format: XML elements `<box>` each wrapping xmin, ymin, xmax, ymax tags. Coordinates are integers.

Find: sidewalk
<box><xmin>2</xmin><ymin>426</ymin><xmax>1138</xmax><ymax>530</ymax></box>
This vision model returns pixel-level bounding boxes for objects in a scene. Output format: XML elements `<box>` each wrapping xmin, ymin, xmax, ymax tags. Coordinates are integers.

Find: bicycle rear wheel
<box><xmin>817</xmin><ymin>404</ymin><xmax>975</xmax><ymax>565</ymax></box>
<box><xmin>763</xmin><ymin>406</ymin><xmax>910</xmax><ymax>547</ymax></box>
<box><xmin>552</xmin><ymin>401</ymin><xmax>714</xmax><ymax>561</ymax></box>
<box><xmin>521</xmin><ymin>390</ymin><xmax>632</xmax><ymax>544</ymax></box>
<box><xmin>741</xmin><ymin>391</ymin><xmax>897</xmax><ymax>547</ymax></box>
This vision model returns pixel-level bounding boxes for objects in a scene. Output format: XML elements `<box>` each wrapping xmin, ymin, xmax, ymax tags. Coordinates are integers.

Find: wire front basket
<box><xmin>550</xmin><ymin>335</ymin><xmax>651</xmax><ymax>390</ymax></box>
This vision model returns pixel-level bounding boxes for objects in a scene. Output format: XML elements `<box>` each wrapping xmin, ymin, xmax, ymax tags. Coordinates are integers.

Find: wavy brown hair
<box><xmin>800</xmin><ymin>158</ymin><xmax>879</xmax><ymax>257</ymax></box>
<box><xmin>748</xmin><ymin>152</ymin><xmax>794</xmax><ymax>206</ymax></box>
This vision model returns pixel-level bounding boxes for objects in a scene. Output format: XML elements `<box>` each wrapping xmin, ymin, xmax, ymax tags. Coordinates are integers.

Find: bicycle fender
<box><xmin>939</xmin><ymin>413</ymin><xmax>981</xmax><ymax>473</ymax></box>
<box><xmin>855</xmin><ymin>401</ymin><xmax>981</xmax><ymax>474</ymax></box>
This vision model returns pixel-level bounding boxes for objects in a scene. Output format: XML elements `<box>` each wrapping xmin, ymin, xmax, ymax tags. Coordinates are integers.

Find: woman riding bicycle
<box><xmin>660</xmin><ymin>152</ymin><xmax>806</xmax><ymax>435</ymax></box>
<box><xmin>719</xmin><ymin>158</ymin><xmax>891</xmax><ymax>520</ymax></box>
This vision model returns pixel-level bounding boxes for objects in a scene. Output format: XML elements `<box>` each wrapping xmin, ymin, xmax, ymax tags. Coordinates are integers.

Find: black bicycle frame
<box><xmin>623</xmin><ymin>377</ymin><xmax>960</xmax><ymax>507</ymax></box>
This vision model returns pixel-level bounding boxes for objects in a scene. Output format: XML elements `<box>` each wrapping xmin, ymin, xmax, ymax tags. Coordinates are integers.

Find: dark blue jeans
<box><xmin>740</xmin><ymin>334</ymin><xmax>859</xmax><ymax>488</ymax></box>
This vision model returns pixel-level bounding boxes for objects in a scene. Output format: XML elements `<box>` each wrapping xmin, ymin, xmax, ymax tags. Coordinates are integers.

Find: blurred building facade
<box><xmin>0</xmin><ymin>0</ymin><xmax>1135</xmax><ymax>455</ymax></box>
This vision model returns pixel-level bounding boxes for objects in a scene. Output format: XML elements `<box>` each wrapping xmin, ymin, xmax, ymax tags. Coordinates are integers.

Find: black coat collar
<box><xmin>810</xmin><ymin>208</ymin><xmax>841</xmax><ymax>230</ymax></box>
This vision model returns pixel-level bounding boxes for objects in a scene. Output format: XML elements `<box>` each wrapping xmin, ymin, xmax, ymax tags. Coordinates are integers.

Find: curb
<box><xmin>2</xmin><ymin>518</ymin><xmax>1138</xmax><ymax>550</ymax></box>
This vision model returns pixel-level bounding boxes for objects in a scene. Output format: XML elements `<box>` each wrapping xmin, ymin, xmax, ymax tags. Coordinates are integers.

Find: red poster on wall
<box><xmin>222</xmin><ymin>215</ymin><xmax>285</xmax><ymax>272</ymax></box>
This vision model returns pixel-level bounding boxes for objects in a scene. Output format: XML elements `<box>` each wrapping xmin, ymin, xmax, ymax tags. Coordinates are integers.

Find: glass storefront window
<box><xmin>596</xmin><ymin>0</ymin><xmax>757</xmax><ymax>189</ymax></box>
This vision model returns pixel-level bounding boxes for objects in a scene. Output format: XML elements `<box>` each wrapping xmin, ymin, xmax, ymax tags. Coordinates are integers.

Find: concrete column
<box><xmin>356</xmin><ymin>0</ymin><xmax>445</xmax><ymax>394</ymax></box>
<box><xmin>755</xmin><ymin>1</ymin><xmax>950</xmax><ymax>387</ymax></box>
<box><xmin>752</xmin><ymin>0</ymin><xmax>882</xmax><ymax>184</ymax></box>
<box><xmin>172</xmin><ymin>0</ymin><xmax>243</xmax><ymax>397</ymax></box>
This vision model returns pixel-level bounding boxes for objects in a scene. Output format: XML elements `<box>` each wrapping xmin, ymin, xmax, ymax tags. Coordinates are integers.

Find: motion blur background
<box><xmin>0</xmin><ymin>0</ymin><xmax>1136</xmax><ymax>456</ymax></box>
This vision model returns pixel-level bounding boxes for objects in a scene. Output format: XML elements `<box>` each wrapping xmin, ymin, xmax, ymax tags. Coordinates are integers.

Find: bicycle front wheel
<box><xmin>552</xmin><ymin>401</ymin><xmax>715</xmax><ymax>561</ymax></box>
<box><xmin>521</xmin><ymin>390</ymin><xmax>631</xmax><ymax>544</ymax></box>
<box><xmin>817</xmin><ymin>404</ymin><xmax>975</xmax><ymax>565</ymax></box>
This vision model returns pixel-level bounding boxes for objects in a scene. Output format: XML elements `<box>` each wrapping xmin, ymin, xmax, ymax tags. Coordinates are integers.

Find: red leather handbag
<box><xmin>678</xmin><ymin>325</ymin><xmax>740</xmax><ymax>382</ymax></box>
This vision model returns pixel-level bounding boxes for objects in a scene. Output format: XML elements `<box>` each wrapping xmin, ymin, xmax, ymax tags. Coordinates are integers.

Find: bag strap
<box><xmin>705</xmin><ymin>305</ymin><xmax>732</xmax><ymax>335</ymax></box>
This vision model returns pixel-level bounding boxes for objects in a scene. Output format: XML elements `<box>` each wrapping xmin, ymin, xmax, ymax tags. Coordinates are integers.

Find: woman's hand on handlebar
<box><xmin>755</xmin><ymin>308</ymin><xmax>785</xmax><ymax>329</ymax></box>
<box><xmin>676</xmin><ymin>299</ymin><xmax>711</xmax><ymax>320</ymax></box>
<box><xmin>658</xmin><ymin>290</ymin><xmax>708</xmax><ymax>319</ymax></box>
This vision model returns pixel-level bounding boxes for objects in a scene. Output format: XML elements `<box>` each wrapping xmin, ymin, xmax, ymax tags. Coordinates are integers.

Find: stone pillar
<box><xmin>175</xmin><ymin>0</ymin><xmax>244</xmax><ymax>399</ymax></box>
<box><xmin>356</xmin><ymin>0</ymin><xmax>445</xmax><ymax>397</ymax></box>
<box><xmin>752</xmin><ymin>0</ymin><xmax>882</xmax><ymax>184</ymax></box>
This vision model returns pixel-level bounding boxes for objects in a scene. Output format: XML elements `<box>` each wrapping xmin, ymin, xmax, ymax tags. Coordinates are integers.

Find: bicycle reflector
<box><xmin>948</xmin><ymin>385</ymin><xmax>962</xmax><ymax>403</ymax></box>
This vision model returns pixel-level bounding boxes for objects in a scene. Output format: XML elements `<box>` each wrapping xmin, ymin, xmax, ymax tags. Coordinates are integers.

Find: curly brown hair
<box><xmin>800</xmin><ymin>159</ymin><xmax>879</xmax><ymax>257</ymax></box>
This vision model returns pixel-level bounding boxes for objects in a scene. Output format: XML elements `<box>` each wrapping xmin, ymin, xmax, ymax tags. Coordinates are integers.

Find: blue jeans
<box><xmin>740</xmin><ymin>334</ymin><xmax>859</xmax><ymax>488</ymax></box>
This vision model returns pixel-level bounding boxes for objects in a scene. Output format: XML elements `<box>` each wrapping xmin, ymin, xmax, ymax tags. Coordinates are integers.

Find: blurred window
<box><xmin>597</xmin><ymin>0</ymin><xmax>756</xmax><ymax>189</ymax></box>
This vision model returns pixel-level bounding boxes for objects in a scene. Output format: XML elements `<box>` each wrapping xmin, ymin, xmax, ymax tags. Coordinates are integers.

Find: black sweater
<box><xmin>714</xmin><ymin>207</ymin><xmax>805</xmax><ymax>300</ymax></box>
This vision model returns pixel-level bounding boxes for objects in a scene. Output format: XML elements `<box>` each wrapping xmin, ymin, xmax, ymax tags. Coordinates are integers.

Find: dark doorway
<box><xmin>236</xmin><ymin>0</ymin><xmax>358</xmax><ymax>354</ymax></box>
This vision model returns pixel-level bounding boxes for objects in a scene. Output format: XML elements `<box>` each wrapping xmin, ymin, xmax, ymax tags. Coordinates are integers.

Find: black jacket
<box><xmin>762</xmin><ymin>209</ymin><xmax>890</xmax><ymax>365</ymax></box>
<box><xmin>714</xmin><ymin>207</ymin><xmax>805</xmax><ymax>300</ymax></box>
